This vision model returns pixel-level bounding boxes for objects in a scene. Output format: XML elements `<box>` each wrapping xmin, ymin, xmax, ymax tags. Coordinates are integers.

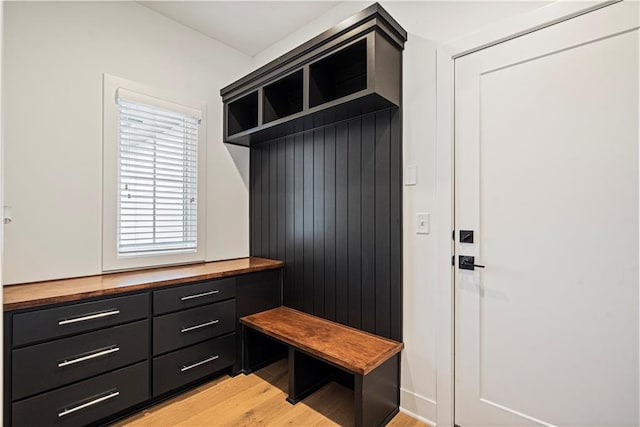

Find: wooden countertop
<box><xmin>240</xmin><ymin>306</ymin><xmax>403</xmax><ymax>375</ymax></box>
<box><xmin>4</xmin><ymin>257</ymin><xmax>283</xmax><ymax>311</ymax></box>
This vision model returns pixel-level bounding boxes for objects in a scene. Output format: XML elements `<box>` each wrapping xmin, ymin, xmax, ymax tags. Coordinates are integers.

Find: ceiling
<box><xmin>139</xmin><ymin>1</ymin><xmax>340</xmax><ymax>57</ymax></box>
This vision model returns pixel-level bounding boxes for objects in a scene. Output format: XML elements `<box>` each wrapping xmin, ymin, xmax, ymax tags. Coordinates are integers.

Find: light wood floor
<box><xmin>114</xmin><ymin>359</ymin><xmax>428</xmax><ymax>426</ymax></box>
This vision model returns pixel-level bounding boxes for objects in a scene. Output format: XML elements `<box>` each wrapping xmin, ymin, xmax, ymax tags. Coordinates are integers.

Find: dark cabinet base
<box><xmin>235</xmin><ymin>269</ymin><xmax>283</xmax><ymax>374</ymax></box>
<box><xmin>12</xmin><ymin>320</ymin><xmax>149</xmax><ymax>400</ymax></box>
<box><xmin>153</xmin><ymin>334</ymin><xmax>236</xmax><ymax>396</ymax></box>
<box><xmin>12</xmin><ymin>361</ymin><xmax>149</xmax><ymax>427</ymax></box>
<box><xmin>153</xmin><ymin>300</ymin><xmax>235</xmax><ymax>356</ymax></box>
<box><xmin>5</xmin><ymin>267</ymin><xmax>284</xmax><ymax>427</ymax></box>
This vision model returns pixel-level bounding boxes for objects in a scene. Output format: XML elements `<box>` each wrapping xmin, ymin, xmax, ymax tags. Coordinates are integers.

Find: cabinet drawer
<box><xmin>153</xmin><ymin>334</ymin><xmax>235</xmax><ymax>396</ymax></box>
<box><xmin>154</xmin><ymin>300</ymin><xmax>235</xmax><ymax>355</ymax></box>
<box><xmin>13</xmin><ymin>293</ymin><xmax>149</xmax><ymax>347</ymax></box>
<box><xmin>153</xmin><ymin>277</ymin><xmax>235</xmax><ymax>315</ymax></box>
<box><xmin>12</xmin><ymin>361</ymin><xmax>148</xmax><ymax>427</ymax></box>
<box><xmin>12</xmin><ymin>320</ymin><xmax>149</xmax><ymax>401</ymax></box>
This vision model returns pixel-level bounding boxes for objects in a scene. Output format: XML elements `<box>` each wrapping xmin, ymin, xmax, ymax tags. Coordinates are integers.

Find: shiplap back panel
<box><xmin>249</xmin><ymin>108</ymin><xmax>402</xmax><ymax>341</ymax></box>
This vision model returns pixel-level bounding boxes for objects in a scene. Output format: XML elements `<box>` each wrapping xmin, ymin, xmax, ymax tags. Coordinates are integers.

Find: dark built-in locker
<box><xmin>249</xmin><ymin>108</ymin><xmax>402</xmax><ymax>341</ymax></box>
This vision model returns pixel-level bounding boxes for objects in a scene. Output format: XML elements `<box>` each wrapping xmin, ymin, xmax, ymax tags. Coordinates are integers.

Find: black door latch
<box><xmin>459</xmin><ymin>255</ymin><xmax>485</xmax><ymax>271</ymax></box>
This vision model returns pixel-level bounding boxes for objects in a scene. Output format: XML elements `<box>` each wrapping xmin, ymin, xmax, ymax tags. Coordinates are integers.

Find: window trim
<box><xmin>102</xmin><ymin>74</ymin><xmax>207</xmax><ymax>272</ymax></box>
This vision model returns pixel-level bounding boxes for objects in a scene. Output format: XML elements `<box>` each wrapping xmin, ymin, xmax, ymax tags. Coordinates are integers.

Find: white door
<box><xmin>454</xmin><ymin>3</ymin><xmax>639</xmax><ymax>426</ymax></box>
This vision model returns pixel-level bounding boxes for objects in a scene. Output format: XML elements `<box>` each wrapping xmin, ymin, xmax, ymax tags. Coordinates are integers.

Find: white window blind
<box><xmin>117</xmin><ymin>94</ymin><xmax>200</xmax><ymax>255</ymax></box>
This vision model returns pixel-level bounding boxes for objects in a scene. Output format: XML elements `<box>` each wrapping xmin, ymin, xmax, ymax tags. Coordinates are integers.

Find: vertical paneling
<box><xmin>303</xmin><ymin>132</ymin><xmax>314</xmax><ymax>313</ymax></box>
<box><xmin>270</xmin><ymin>142</ymin><xmax>278</xmax><ymax>259</ymax></box>
<box><xmin>285</xmin><ymin>136</ymin><xmax>295</xmax><ymax>308</ymax></box>
<box><xmin>360</xmin><ymin>114</ymin><xmax>376</xmax><ymax>334</ymax></box>
<box><xmin>389</xmin><ymin>109</ymin><xmax>402</xmax><ymax>341</ymax></box>
<box><xmin>249</xmin><ymin>107</ymin><xmax>401</xmax><ymax>340</ymax></box>
<box><xmin>335</xmin><ymin>122</ymin><xmax>350</xmax><ymax>326</ymax></box>
<box><xmin>313</xmin><ymin>129</ymin><xmax>325</xmax><ymax>317</ymax></box>
<box><xmin>250</xmin><ymin>149</ymin><xmax>256</xmax><ymax>254</ymax></box>
<box><xmin>277</xmin><ymin>139</ymin><xmax>286</xmax><ymax>262</ymax></box>
<box><xmin>324</xmin><ymin>126</ymin><xmax>336</xmax><ymax>321</ymax></box>
<box><xmin>374</xmin><ymin>109</ymin><xmax>391</xmax><ymax>339</ymax></box>
<box><xmin>261</xmin><ymin>145</ymin><xmax>270</xmax><ymax>256</ymax></box>
<box><xmin>347</xmin><ymin>119</ymin><xmax>362</xmax><ymax>330</ymax></box>
<box><xmin>294</xmin><ymin>134</ymin><xmax>304</xmax><ymax>310</ymax></box>
<box><xmin>252</xmin><ymin>149</ymin><xmax>261</xmax><ymax>255</ymax></box>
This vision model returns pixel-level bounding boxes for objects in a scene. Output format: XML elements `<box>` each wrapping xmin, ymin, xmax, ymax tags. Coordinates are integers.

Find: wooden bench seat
<box><xmin>240</xmin><ymin>306</ymin><xmax>404</xmax><ymax>427</ymax></box>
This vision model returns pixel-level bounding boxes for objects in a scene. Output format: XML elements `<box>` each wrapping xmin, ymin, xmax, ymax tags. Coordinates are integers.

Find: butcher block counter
<box><xmin>3</xmin><ymin>257</ymin><xmax>283</xmax><ymax>311</ymax></box>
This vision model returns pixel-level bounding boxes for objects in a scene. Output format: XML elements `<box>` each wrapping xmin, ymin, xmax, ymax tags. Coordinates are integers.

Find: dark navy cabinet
<box><xmin>4</xmin><ymin>268</ymin><xmax>282</xmax><ymax>426</ymax></box>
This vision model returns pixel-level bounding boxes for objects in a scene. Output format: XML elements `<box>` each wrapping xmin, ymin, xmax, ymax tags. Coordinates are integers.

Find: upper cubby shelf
<box><xmin>309</xmin><ymin>39</ymin><xmax>367</xmax><ymax>108</ymax></box>
<box><xmin>220</xmin><ymin>3</ymin><xmax>407</xmax><ymax>147</ymax></box>
<box><xmin>263</xmin><ymin>69</ymin><xmax>303</xmax><ymax>124</ymax></box>
<box><xmin>227</xmin><ymin>91</ymin><xmax>258</xmax><ymax>135</ymax></box>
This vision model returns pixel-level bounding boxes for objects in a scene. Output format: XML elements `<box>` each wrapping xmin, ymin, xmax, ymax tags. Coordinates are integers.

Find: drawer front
<box><xmin>153</xmin><ymin>300</ymin><xmax>235</xmax><ymax>355</ymax></box>
<box><xmin>13</xmin><ymin>293</ymin><xmax>149</xmax><ymax>347</ymax></box>
<box><xmin>12</xmin><ymin>320</ymin><xmax>149</xmax><ymax>401</ymax></box>
<box><xmin>12</xmin><ymin>361</ymin><xmax>148</xmax><ymax>427</ymax></box>
<box><xmin>153</xmin><ymin>333</ymin><xmax>235</xmax><ymax>396</ymax></box>
<box><xmin>153</xmin><ymin>277</ymin><xmax>235</xmax><ymax>315</ymax></box>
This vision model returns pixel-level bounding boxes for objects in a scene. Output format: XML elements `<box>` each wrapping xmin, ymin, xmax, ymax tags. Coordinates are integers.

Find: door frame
<box><xmin>433</xmin><ymin>2</ymin><xmax>621</xmax><ymax>425</ymax></box>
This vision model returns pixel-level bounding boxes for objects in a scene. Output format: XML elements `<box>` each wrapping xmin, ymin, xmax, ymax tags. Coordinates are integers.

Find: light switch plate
<box><xmin>416</xmin><ymin>212</ymin><xmax>430</xmax><ymax>234</ymax></box>
<box><xmin>405</xmin><ymin>164</ymin><xmax>417</xmax><ymax>186</ymax></box>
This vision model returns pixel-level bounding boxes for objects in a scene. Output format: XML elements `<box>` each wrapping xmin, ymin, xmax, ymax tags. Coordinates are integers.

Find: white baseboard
<box><xmin>400</xmin><ymin>388</ymin><xmax>437</xmax><ymax>426</ymax></box>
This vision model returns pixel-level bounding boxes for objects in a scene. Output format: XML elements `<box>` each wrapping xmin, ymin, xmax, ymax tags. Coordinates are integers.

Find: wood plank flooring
<box><xmin>113</xmin><ymin>359</ymin><xmax>428</xmax><ymax>426</ymax></box>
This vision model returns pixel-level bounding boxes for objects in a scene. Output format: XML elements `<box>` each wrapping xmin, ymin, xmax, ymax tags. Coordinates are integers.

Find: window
<box><xmin>118</xmin><ymin>95</ymin><xmax>198</xmax><ymax>255</ymax></box>
<box><xmin>103</xmin><ymin>75</ymin><xmax>206</xmax><ymax>271</ymax></box>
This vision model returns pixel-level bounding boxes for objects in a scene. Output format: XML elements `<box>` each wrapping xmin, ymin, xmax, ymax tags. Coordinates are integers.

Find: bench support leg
<box><xmin>242</xmin><ymin>325</ymin><xmax>287</xmax><ymax>374</ymax></box>
<box><xmin>355</xmin><ymin>354</ymin><xmax>400</xmax><ymax>427</ymax></box>
<box><xmin>286</xmin><ymin>348</ymin><xmax>331</xmax><ymax>405</ymax></box>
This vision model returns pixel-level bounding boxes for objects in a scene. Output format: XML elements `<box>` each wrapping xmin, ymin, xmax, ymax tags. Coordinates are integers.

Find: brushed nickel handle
<box><xmin>58</xmin><ymin>346</ymin><xmax>120</xmax><ymax>368</ymax></box>
<box><xmin>181</xmin><ymin>355</ymin><xmax>219</xmax><ymax>372</ymax></box>
<box><xmin>58</xmin><ymin>391</ymin><xmax>120</xmax><ymax>418</ymax></box>
<box><xmin>180</xmin><ymin>290</ymin><xmax>219</xmax><ymax>301</ymax></box>
<box><xmin>181</xmin><ymin>320</ymin><xmax>219</xmax><ymax>333</ymax></box>
<box><xmin>58</xmin><ymin>309</ymin><xmax>120</xmax><ymax>326</ymax></box>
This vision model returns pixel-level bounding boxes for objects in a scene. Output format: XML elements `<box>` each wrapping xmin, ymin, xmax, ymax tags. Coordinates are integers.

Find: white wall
<box><xmin>1</xmin><ymin>0</ymin><xmax>4</xmax><ymax>418</ymax></box>
<box><xmin>3</xmin><ymin>1</ymin><xmax>252</xmax><ymax>284</ymax></box>
<box><xmin>1</xmin><ymin>1</ymin><xmax>551</xmax><ymax>423</ymax></box>
<box><xmin>250</xmin><ymin>2</ymin><xmax>548</xmax><ymax>424</ymax></box>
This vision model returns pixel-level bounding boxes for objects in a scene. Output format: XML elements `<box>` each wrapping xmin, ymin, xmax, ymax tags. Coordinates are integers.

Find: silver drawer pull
<box><xmin>181</xmin><ymin>320</ymin><xmax>219</xmax><ymax>333</ymax></box>
<box><xmin>58</xmin><ymin>391</ymin><xmax>120</xmax><ymax>418</ymax></box>
<box><xmin>181</xmin><ymin>355</ymin><xmax>219</xmax><ymax>372</ymax></box>
<box><xmin>58</xmin><ymin>309</ymin><xmax>120</xmax><ymax>326</ymax></box>
<box><xmin>180</xmin><ymin>290</ymin><xmax>219</xmax><ymax>301</ymax></box>
<box><xmin>58</xmin><ymin>346</ymin><xmax>120</xmax><ymax>368</ymax></box>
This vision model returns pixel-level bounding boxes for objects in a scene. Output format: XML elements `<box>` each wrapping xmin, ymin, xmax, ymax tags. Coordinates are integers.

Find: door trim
<box><xmin>434</xmin><ymin>1</ymin><xmax>620</xmax><ymax>425</ymax></box>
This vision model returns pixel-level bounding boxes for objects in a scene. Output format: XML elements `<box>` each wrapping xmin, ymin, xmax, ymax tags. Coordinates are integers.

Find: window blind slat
<box><xmin>121</xmin><ymin>173</ymin><xmax>195</xmax><ymax>184</ymax></box>
<box><xmin>121</xmin><ymin>128</ymin><xmax>198</xmax><ymax>147</ymax></box>
<box><xmin>120</xmin><ymin>154</ymin><xmax>195</xmax><ymax>172</ymax></box>
<box><xmin>120</xmin><ymin>185</ymin><xmax>191</xmax><ymax>194</ymax></box>
<box><xmin>120</xmin><ymin>175</ymin><xmax>191</xmax><ymax>186</ymax></box>
<box><xmin>120</xmin><ymin>152</ymin><xmax>196</xmax><ymax>166</ymax></box>
<box><xmin>119</xmin><ymin>139</ymin><xmax>197</xmax><ymax>157</ymax></box>
<box><xmin>120</xmin><ymin>121</ymin><xmax>198</xmax><ymax>140</ymax></box>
